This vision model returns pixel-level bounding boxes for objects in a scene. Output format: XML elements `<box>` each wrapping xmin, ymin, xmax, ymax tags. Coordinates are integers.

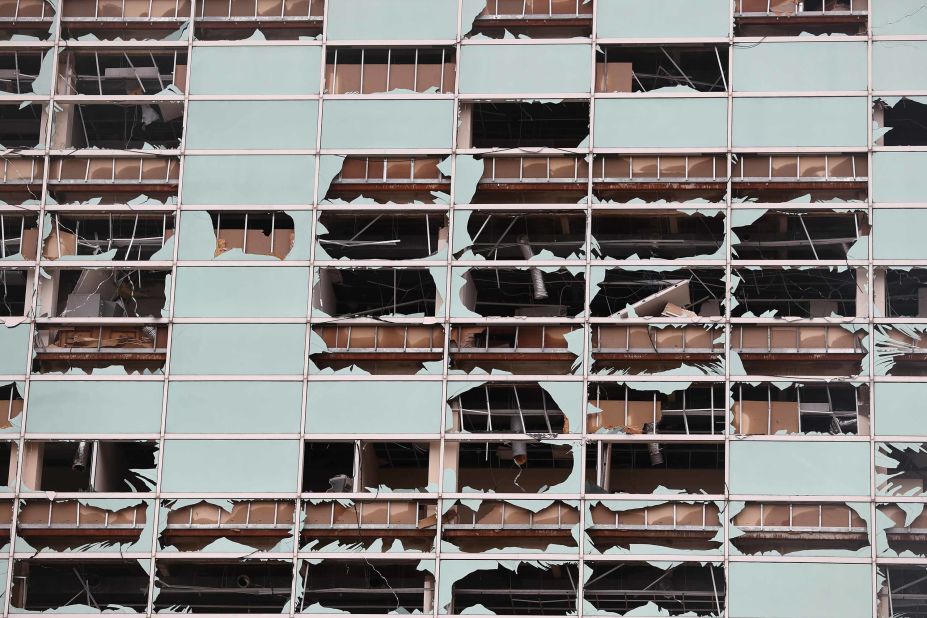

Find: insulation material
<box><xmin>15</xmin><ymin>499</ymin><xmax>155</xmax><ymax>554</ymax></box>
<box><xmin>158</xmin><ymin>499</ymin><xmax>295</xmax><ymax>553</ymax></box>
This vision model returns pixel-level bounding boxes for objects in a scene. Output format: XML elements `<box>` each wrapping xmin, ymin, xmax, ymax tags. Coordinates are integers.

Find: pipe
<box><xmin>643</xmin><ymin>423</ymin><xmax>663</xmax><ymax>466</ymax></box>
<box><xmin>510</xmin><ymin>414</ymin><xmax>528</xmax><ymax>466</ymax></box>
<box><xmin>72</xmin><ymin>440</ymin><xmax>92</xmax><ymax>471</ymax></box>
<box><xmin>518</xmin><ymin>235</ymin><xmax>548</xmax><ymax>300</ymax></box>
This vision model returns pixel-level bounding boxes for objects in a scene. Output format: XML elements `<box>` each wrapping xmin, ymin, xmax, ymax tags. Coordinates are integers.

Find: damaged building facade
<box><xmin>0</xmin><ymin>0</ymin><xmax>925</xmax><ymax>615</ymax></box>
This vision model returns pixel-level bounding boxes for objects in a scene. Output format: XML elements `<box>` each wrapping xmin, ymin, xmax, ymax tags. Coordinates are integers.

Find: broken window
<box><xmin>299</xmin><ymin>559</ymin><xmax>433</xmax><ymax>613</ymax></box>
<box><xmin>325</xmin><ymin>47</ymin><xmax>455</xmax><ymax>94</ymax></box>
<box><xmin>878</xmin><ymin>503</ymin><xmax>927</xmax><ymax>556</ymax></box>
<box><xmin>314</xmin><ymin>267</ymin><xmax>438</xmax><ymax>318</ymax></box>
<box><xmin>592</xmin><ymin>324</ymin><xmax>725</xmax><ymax>375</ymax></box>
<box><xmin>448</xmin><ymin>324</ymin><xmax>578</xmax><ymax>374</ymax></box>
<box><xmin>584</xmin><ymin>562</ymin><xmax>725</xmax><ymax>616</ymax></box>
<box><xmin>154</xmin><ymin>559</ymin><xmax>292</xmax><ymax>612</ymax></box>
<box><xmin>589</xmin><ymin>383</ymin><xmax>726</xmax><ymax>435</ymax></box>
<box><xmin>52</xmin><ymin>102</ymin><xmax>183</xmax><ymax>149</ymax></box>
<box><xmin>467</xmin><ymin>156</ymin><xmax>589</xmax><ymax>204</ymax></box>
<box><xmin>455</xmin><ymin>267</ymin><xmax>584</xmax><ymax>317</ymax></box>
<box><xmin>877</xmin><ymin>443</ymin><xmax>927</xmax><ymax>497</ymax></box>
<box><xmin>0</xmin><ymin>0</ymin><xmax>54</xmax><ymax>40</ymax></box>
<box><xmin>449</xmin><ymin>382</ymin><xmax>569</xmax><ymax>435</ymax></box>
<box><xmin>318</xmin><ymin>212</ymin><xmax>447</xmax><ymax>260</ymax></box>
<box><xmin>592</xmin><ymin>153</ymin><xmax>727</xmax><ymax>203</ymax></box>
<box><xmin>17</xmin><ymin>499</ymin><xmax>148</xmax><ymax>551</ymax></box>
<box><xmin>731</xmin><ymin>324</ymin><xmax>867</xmax><ymax>375</ymax></box>
<box><xmin>732</xmin><ymin>153</ymin><xmax>868</xmax><ymax>202</ymax></box>
<box><xmin>57</xmin><ymin>49</ymin><xmax>186</xmax><ymax>95</ymax></box>
<box><xmin>596</xmin><ymin>45</ymin><xmax>728</xmax><ymax>93</ymax></box>
<box><xmin>46</xmin><ymin>155</ymin><xmax>180</xmax><ymax>206</ymax></box>
<box><xmin>160</xmin><ymin>499</ymin><xmax>295</xmax><ymax>551</ymax></box>
<box><xmin>0</xmin><ymin>102</ymin><xmax>45</xmax><ymax>147</ymax></box>
<box><xmin>732</xmin><ymin>382</ymin><xmax>868</xmax><ymax>435</ymax></box>
<box><xmin>0</xmin><ymin>157</ymin><xmax>44</xmax><ymax>205</ymax></box>
<box><xmin>451</xmin><ymin>440</ymin><xmax>574</xmax><ymax>493</ymax></box>
<box><xmin>879</xmin><ymin>565</ymin><xmax>927</xmax><ymax>618</ymax></box>
<box><xmin>588</xmin><ymin>501</ymin><xmax>723</xmax><ymax>552</ymax></box>
<box><xmin>732</xmin><ymin>502</ymin><xmax>868</xmax><ymax>554</ymax></box>
<box><xmin>193</xmin><ymin>0</ymin><xmax>324</xmax><ymax>40</ymax></box>
<box><xmin>732</xmin><ymin>209</ymin><xmax>868</xmax><ymax>260</ymax></box>
<box><xmin>467</xmin><ymin>0</ymin><xmax>593</xmax><ymax>38</ymax></box>
<box><xmin>0</xmin><ymin>50</ymin><xmax>43</xmax><ymax>93</ymax></box>
<box><xmin>457</xmin><ymin>211</ymin><xmax>585</xmax><ymax>259</ymax></box>
<box><xmin>590</xmin><ymin>267</ymin><xmax>725</xmax><ymax>317</ymax></box>
<box><xmin>19</xmin><ymin>440</ymin><xmax>157</xmax><ymax>492</ymax></box>
<box><xmin>734</xmin><ymin>0</ymin><xmax>868</xmax><ymax>36</ymax></box>
<box><xmin>0</xmin><ymin>268</ymin><xmax>29</xmax><ymax>316</ymax></box>
<box><xmin>443</xmin><ymin>499</ymin><xmax>578</xmax><ymax>552</ymax></box>
<box><xmin>302</xmin><ymin>499</ymin><xmax>437</xmax><ymax>551</ymax></box>
<box><xmin>732</xmin><ymin>267</ymin><xmax>862</xmax><ymax>318</ymax></box>
<box><xmin>32</xmin><ymin>323</ymin><xmax>168</xmax><ymax>374</ymax></box>
<box><xmin>322</xmin><ymin>155</ymin><xmax>450</xmax><ymax>204</ymax></box>
<box><xmin>0</xmin><ymin>382</ymin><xmax>23</xmax><ymax>430</ymax></box>
<box><xmin>302</xmin><ymin>441</ymin><xmax>431</xmax><ymax>493</ymax></box>
<box><xmin>44</xmin><ymin>213</ymin><xmax>174</xmax><ymax>261</ymax></box>
<box><xmin>198</xmin><ymin>211</ymin><xmax>297</xmax><ymax>259</ymax></box>
<box><xmin>875</xmin><ymin>97</ymin><xmax>927</xmax><ymax>146</ymax></box>
<box><xmin>11</xmin><ymin>559</ymin><xmax>149</xmax><ymax>612</ymax></box>
<box><xmin>448</xmin><ymin>561</ymin><xmax>579</xmax><ymax>614</ymax></box>
<box><xmin>459</xmin><ymin>101</ymin><xmax>589</xmax><ymax>148</ymax></box>
<box><xmin>592</xmin><ymin>210</ymin><xmax>724</xmax><ymax>260</ymax></box>
<box><xmin>311</xmin><ymin>324</ymin><xmax>444</xmax><ymax>374</ymax></box>
<box><xmin>60</xmin><ymin>0</ymin><xmax>190</xmax><ymax>39</ymax></box>
<box><xmin>588</xmin><ymin>441</ymin><xmax>725</xmax><ymax>494</ymax></box>
<box><xmin>39</xmin><ymin>268</ymin><xmax>168</xmax><ymax>318</ymax></box>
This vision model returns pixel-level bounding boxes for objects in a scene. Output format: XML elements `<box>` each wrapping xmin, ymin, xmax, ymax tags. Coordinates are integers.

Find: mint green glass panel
<box><xmin>873</xmin><ymin>210</ymin><xmax>927</xmax><ymax>259</ymax></box>
<box><xmin>0</xmin><ymin>325</ymin><xmax>29</xmax><ymax>375</ymax></box>
<box><xmin>186</xmin><ymin>101</ymin><xmax>318</xmax><ymax>150</ymax></box>
<box><xmin>172</xmin><ymin>267</ymin><xmax>310</xmax><ymax>318</ymax></box>
<box><xmin>320</xmin><ymin>100</ymin><xmax>454</xmax><ymax>149</ymax></box>
<box><xmin>596</xmin><ymin>0</ymin><xmax>729</xmax><ymax>38</ymax></box>
<box><xmin>732</xmin><ymin>97</ymin><xmax>868</xmax><ymax>148</ymax></box>
<box><xmin>874</xmin><ymin>42</ymin><xmax>927</xmax><ymax>91</ymax></box>
<box><xmin>190</xmin><ymin>46</ymin><xmax>321</xmax><ymax>95</ymax></box>
<box><xmin>733</xmin><ymin>42</ymin><xmax>867</xmax><ymax>92</ymax></box>
<box><xmin>458</xmin><ymin>45</ymin><xmax>591</xmax><ymax>95</ymax></box>
<box><xmin>167</xmin><ymin>381</ymin><xmax>302</xmax><ymax>434</ymax></box>
<box><xmin>729</xmin><ymin>441</ymin><xmax>870</xmax><ymax>496</ymax></box>
<box><xmin>306</xmin><ymin>381</ymin><xmax>442</xmax><ymax>433</ymax></box>
<box><xmin>326</xmin><ymin>0</ymin><xmax>458</xmax><ymax>40</ymax></box>
<box><xmin>873</xmin><ymin>0</ymin><xmax>927</xmax><ymax>35</ymax></box>
<box><xmin>873</xmin><ymin>153</ymin><xmax>927</xmax><ymax>203</ymax></box>
<box><xmin>729</xmin><ymin>562</ymin><xmax>873</xmax><ymax>618</ymax></box>
<box><xmin>170</xmin><ymin>324</ymin><xmax>306</xmax><ymax>375</ymax></box>
<box><xmin>594</xmin><ymin>98</ymin><xmax>727</xmax><ymax>148</ymax></box>
<box><xmin>160</xmin><ymin>440</ymin><xmax>300</xmax><ymax>492</ymax></box>
<box><xmin>26</xmin><ymin>381</ymin><xmax>162</xmax><ymax>433</ymax></box>
<box><xmin>182</xmin><ymin>155</ymin><xmax>315</xmax><ymax>205</ymax></box>
<box><xmin>875</xmin><ymin>383</ymin><xmax>927</xmax><ymax>436</ymax></box>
